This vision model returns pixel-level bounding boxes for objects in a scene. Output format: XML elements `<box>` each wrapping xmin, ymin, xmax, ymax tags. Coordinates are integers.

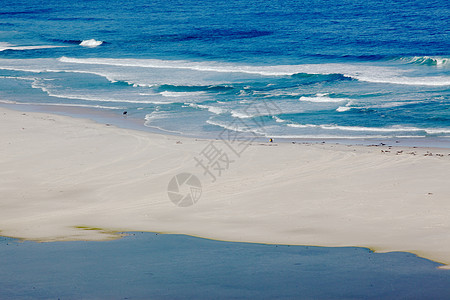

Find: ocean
<box><xmin>0</xmin><ymin>0</ymin><xmax>449</xmax><ymax>143</ymax></box>
<box><xmin>1</xmin><ymin>2</ymin><xmax>450</xmax><ymax>298</ymax></box>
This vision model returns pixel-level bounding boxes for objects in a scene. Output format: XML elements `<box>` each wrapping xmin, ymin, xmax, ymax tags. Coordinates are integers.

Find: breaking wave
<box><xmin>206</xmin><ymin>119</ymin><xmax>265</xmax><ymax>135</ymax></box>
<box><xmin>187</xmin><ymin>103</ymin><xmax>227</xmax><ymax>115</ymax></box>
<box><xmin>299</xmin><ymin>93</ymin><xmax>349</xmax><ymax>103</ymax></box>
<box><xmin>79</xmin><ymin>39</ymin><xmax>103</xmax><ymax>48</ymax></box>
<box><xmin>399</xmin><ymin>56</ymin><xmax>450</xmax><ymax>67</ymax></box>
<box><xmin>160</xmin><ymin>91</ymin><xmax>206</xmax><ymax>98</ymax></box>
<box><xmin>57</xmin><ymin>57</ymin><xmax>450</xmax><ymax>86</ymax></box>
<box><xmin>286</xmin><ymin>123</ymin><xmax>450</xmax><ymax>135</ymax></box>
<box><xmin>0</xmin><ymin>42</ymin><xmax>66</xmax><ymax>51</ymax></box>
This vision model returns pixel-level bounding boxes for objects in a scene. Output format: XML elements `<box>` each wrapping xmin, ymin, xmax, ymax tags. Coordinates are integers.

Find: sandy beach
<box><xmin>1</xmin><ymin>106</ymin><xmax>450</xmax><ymax>268</ymax></box>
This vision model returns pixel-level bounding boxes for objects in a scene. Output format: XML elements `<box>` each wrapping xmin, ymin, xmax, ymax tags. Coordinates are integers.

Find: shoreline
<box><xmin>1</xmin><ymin>106</ymin><xmax>450</xmax><ymax>269</ymax></box>
<box><xmin>2</xmin><ymin>101</ymin><xmax>450</xmax><ymax>150</ymax></box>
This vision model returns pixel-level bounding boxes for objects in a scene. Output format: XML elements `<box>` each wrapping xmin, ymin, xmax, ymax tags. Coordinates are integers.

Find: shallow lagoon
<box><xmin>1</xmin><ymin>232</ymin><xmax>450</xmax><ymax>299</ymax></box>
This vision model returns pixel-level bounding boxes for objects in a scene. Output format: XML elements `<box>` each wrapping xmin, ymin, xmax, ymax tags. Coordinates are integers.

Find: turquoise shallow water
<box><xmin>1</xmin><ymin>232</ymin><xmax>450</xmax><ymax>299</ymax></box>
<box><xmin>0</xmin><ymin>0</ymin><xmax>449</xmax><ymax>143</ymax></box>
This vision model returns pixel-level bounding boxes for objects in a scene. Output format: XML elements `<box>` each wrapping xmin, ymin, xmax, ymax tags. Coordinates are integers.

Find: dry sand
<box><xmin>1</xmin><ymin>107</ymin><xmax>450</xmax><ymax>268</ymax></box>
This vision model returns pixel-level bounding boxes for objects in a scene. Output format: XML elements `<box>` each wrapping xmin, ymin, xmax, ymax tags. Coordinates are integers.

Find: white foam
<box><xmin>400</xmin><ymin>56</ymin><xmax>450</xmax><ymax>67</ymax></box>
<box><xmin>0</xmin><ymin>99</ymin><xmax>16</xmax><ymax>104</ymax></box>
<box><xmin>79</xmin><ymin>39</ymin><xmax>103</xmax><ymax>48</ymax></box>
<box><xmin>58</xmin><ymin>57</ymin><xmax>300</xmax><ymax>76</ymax></box>
<box><xmin>43</xmin><ymin>103</ymin><xmax>123</xmax><ymax>109</ymax></box>
<box><xmin>0</xmin><ymin>42</ymin><xmax>14</xmax><ymax>49</ymax></box>
<box><xmin>58</xmin><ymin>57</ymin><xmax>450</xmax><ymax>87</ymax></box>
<box><xmin>320</xmin><ymin>125</ymin><xmax>421</xmax><ymax>133</ymax></box>
<box><xmin>230</xmin><ymin>101</ymin><xmax>285</xmax><ymax>119</ymax></box>
<box><xmin>206</xmin><ymin>119</ymin><xmax>265</xmax><ymax>135</ymax></box>
<box><xmin>299</xmin><ymin>94</ymin><xmax>348</xmax><ymax>103</ymax></box>
<box><xmin>188</xmin><ymin>103</ymin><xmax>227</xmax><ymax>115</ymax></box>
<box><xmin>336</xmin><ymin>100</ymin><xmax>355</xmax><ymax>112</ymax></box>
<box><xmin>356</xmin><ymin>75</ymin><xmax>450</xmax><ymax>86</ymax></box>
<box><xmin>0</xmin><ymin>99</ymin><xmax>123</xmax><ymax>110</ymax></box>
<box><xmin>366</xmin><ymin>101</ymin><xmax>422</xmax><ymax>109</ymax></box>
<box><xmin>144</xmin><ymin>111</ymin><xmax>185</xmax><ymax>134</ymax></box>
<box><xmin>337</xmin><ymin>101</ymin><xmax>423</xmax><ymax>112</ymax></box>
<box><xmin>144</xmin><ymin>110</ymin><xmax>170</xmax><ymax>121</ymax></box>
<box><xmin>2</xmin><ymin>57</ymin><xmax>449</xmax><ymax>87</ymax></box>
<box><xmin>138</xmin><ymin>92</ymin><xmax>158</xmax><ymax>96</ymax></box>
<box><xmin>336</xmin><ymin>106</ymin><xmax>352</xmax><ymax>112</ymax></box>
<box><xmin>230</xmin><ymin>110</ymin><xmax>253</xmax><ymax>119</ymax></box>
<box><xmin>424</xmin><ymin>128</ymin><xmax>450</xmax><ymax>134</ymax></box>
<box><xmin>160</xmin><ymin>91</ymin><xmax>206</xmax><ymax>97</ymax></box>
<box><xmin>56</xmin><ymin>57</ymin><xmax>396</xmax><ymax>80</ymax></box>
<box><xmin>287</xmin><ymin>123</ymin><xmax>312</xmax><ymax>129</ymax></box>
<box><xmin>272</xmin><ymin>116</ymin><xmax>286</xmax><ymax>123</ymax></box>
<box><xmin>0</xmin><ymin>42</ymin><xmax>67</xmax><ymax>52</ymax></box>
<box><xmin>287</xmin><ymin>122</ymin><xmax>450</xmax><ymax>134</ymax></box>
<box><xmin>0</xmin><ymin>75</ymin><xmax>36</xmax><ymax>81</ymax></box>
<box><xmin>30</xmin><ymin>80</ymin><xmax>169</xmax><ymax>104</ymax></box>
<box><xmin>268</xmin><ymin>134</ymin><xmax>392</xmax><ymax>139</ymax></box>
<box><xmin>0</xmin><ymin>61</ymin><xmax>120</xmax><ymax>84</ymax></box>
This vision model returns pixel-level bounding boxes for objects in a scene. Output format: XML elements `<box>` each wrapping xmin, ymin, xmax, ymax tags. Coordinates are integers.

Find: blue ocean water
<box><xmin>0</xmin><ymin>0</ymin><xmax>449</xmax><ymax>142</ymax></box>
<box><xmin>1</xmin><ymin>232</ymin><xmax>450</xmax><ymax>299</ymax></box>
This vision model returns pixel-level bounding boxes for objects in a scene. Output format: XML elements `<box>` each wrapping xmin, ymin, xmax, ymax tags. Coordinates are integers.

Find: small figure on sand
<box><xmin>269</xmin><ymin>138</ymin><xmax>273</xmax><ymax>143</ymax></box>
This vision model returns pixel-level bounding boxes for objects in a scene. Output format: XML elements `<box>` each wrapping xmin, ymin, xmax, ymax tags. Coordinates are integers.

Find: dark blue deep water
<box><xmin>1</xmin><ymin>232</ymin><xmax>450</xmax><ymax>299</ymax></box>
<box><xmin>0</xmin><ymin>0</ymin><xmax>449</xmax><ymax>142</ymax></box>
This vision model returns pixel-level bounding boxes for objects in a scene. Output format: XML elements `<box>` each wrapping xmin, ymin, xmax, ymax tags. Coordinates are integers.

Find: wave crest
<box><xmin>57</xmin><ymin>57</ymin><xmax>450</xmax><ymax>86</ymax></box>
<box><xmin>400</xmin><ymin>56</ymin><xmax>449</xmax><ymax>67</ymax></box>
<box><xmin>79</xmin><ymin>39</ymin><xmax>103</xmax><ymax>48</ymax></box>
<box><xmin>286</xmin><ymin>122</ymin><xmax>450</xmax><ymax>135</ymax></box>
<box><xmin>299</xmin><ymin>93</ymin><xmax>349</xmax><ymax>103</ymax></box>
<box><xmin>0</xmin><ymin>42</ymin><xmax>66</xmax><ymax>51</ymax></box>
